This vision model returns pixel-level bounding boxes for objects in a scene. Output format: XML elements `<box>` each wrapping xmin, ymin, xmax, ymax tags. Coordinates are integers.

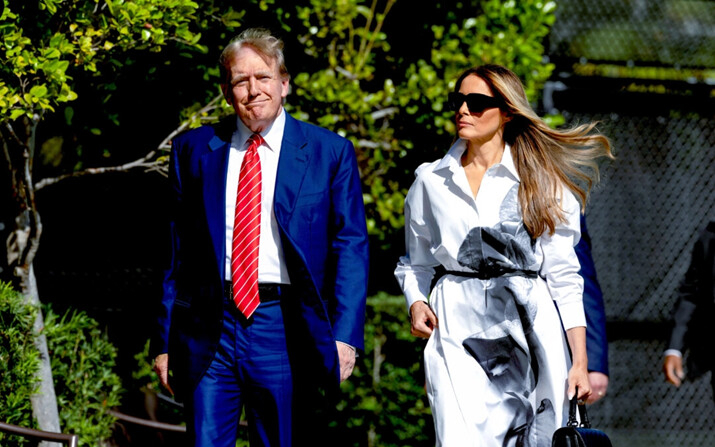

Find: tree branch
<box><xmin>1</xmin><ymin>124</ymin><xmax>15</xmax><ymax>182</ymax></box>
<box><xmin>34</xmin><ymin>158</ymin><xmax>165</xmax><ymax>190</ymax></box>
<box><xmin>35</xmin><ymin>94</ymin><xmax>225</xmax><ymax>191</ymax></box>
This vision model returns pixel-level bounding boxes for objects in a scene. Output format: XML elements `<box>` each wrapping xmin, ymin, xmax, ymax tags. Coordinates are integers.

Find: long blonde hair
<box><xmin>454</xmin><ymin>65</ymin><xmax>614</xmax><ymax>238</ymax></box>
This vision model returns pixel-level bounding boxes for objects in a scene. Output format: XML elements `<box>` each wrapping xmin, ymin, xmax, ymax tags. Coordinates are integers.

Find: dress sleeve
<box><xmin>395</xmin><ymin>175</ymin><xmax>439</xmax><ymax>313</ymax></box>
<box><xmin>539</xmin><ymin>190</ymin><xmax>586</xmax><ymax>330</ymax></box>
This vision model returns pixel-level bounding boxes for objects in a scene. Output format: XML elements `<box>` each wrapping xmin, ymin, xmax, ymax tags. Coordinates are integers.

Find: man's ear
<box><xmin>221</xmin><ymin>84</ymin><xmax>232</xmax><ymax>105</ymax></box>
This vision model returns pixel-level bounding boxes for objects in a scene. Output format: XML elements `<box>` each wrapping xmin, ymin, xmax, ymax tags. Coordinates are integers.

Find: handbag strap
<box><xmin>567</xmin><ymin>396</ymin><xmax>579</xmax><ymax>427</ymax></box>
<box><xmin>567</xmin><ymin>386</ymin><xmax>592</xmax><ymax>429</ymax></box>
<box><xmin>577</xmin><ymin>402</ymin><xmax>592</xmax><ymax>428</ymax></box>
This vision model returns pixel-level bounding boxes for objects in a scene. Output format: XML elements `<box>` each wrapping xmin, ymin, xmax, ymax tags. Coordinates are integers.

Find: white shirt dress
<box><xmin>395</xmin><ymin>140</ymin><xmax>586</xmax><ymax>447</ymax></box>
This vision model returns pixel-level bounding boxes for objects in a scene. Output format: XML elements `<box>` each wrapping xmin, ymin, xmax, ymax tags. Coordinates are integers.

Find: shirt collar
<box><xmin>435</xmin><ymin>138</ymin><xmax>520</xmax><ymax>181</ymax></box>
<box><xmin>435</xmin><ymin>138</ymin><xmax>466</xmax><ymax>172</ymax></box>
<box><xmin>235</xmin><ymin>107</ymin><xmax>286</xmax><ymax>151</ymax></box>
<box><xmin>499</xmin><ymin>143</ymin><xmax>520</xmax><ymax>181</ymax></box>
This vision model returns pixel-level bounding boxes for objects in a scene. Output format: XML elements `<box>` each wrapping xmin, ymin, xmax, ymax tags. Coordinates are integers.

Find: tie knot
<box><xmin>247</xmin><ymin>133</ymin><xmax>264</xmax><ymax>151</ymax></box>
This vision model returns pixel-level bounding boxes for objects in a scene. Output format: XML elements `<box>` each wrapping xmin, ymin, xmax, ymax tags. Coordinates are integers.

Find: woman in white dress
<box><xmin>395</xmin><ymin>65</ymin><xmax>613</xmax><ymax>447</ymax></box>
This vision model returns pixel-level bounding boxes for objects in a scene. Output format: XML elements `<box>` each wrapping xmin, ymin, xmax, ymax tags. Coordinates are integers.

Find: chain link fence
<box><xmin>567</xmin><ymin>108</ymin><xmax>714</xmax><ymax>447</ymax></box>
<box><xmin>548</xmin><ymin>1</ymin><xmax>715</xmax><ymax>446</ymax></box>
<box><xmin>549</xmin><ymin>0</ymin><xmax>714</xmax><ymax>67</ymax></box>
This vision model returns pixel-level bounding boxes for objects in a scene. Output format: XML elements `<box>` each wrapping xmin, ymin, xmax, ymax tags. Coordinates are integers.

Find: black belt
<box><xmin>444</xmin><ymin>269</ymin><xmax>537</xmax><ymax>280</ymax></box>
<box><xmin>224</xmin><ymin>281</ymin><xmax>289</xmax><ymax>302</ymax></box>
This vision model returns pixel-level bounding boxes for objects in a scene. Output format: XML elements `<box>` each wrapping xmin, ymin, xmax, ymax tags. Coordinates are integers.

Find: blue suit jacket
<box><xmin>575</xmin><ymin>215</ymin><xmax>609</xmax><ymax>376</ymax></box>
<box><xmin>153</xmin><ymin>113</ymin><xmax>369</xmax><ymax>398</ymax></box>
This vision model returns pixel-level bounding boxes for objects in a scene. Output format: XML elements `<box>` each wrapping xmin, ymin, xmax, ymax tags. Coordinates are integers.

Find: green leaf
<box><xmin>9</xmin><ymin>109</ymin><xmax>26</xmax><ymax>120</ymax></box>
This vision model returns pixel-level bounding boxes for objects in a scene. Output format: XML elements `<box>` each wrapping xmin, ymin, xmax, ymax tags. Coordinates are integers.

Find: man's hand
<box><xmin>153</xmin><ymin>353</ymin><xmax>174</xmax><ymax>395</ymax></box>
<box><xmin>585</xmin><ymin>371</ymin><xmax>609</xmax><ymax>404</ymax></box>
<box><xmin>337</xmin><ymin>341</ymin><xmax>356</xmax><ymax>382</ymax></box>
<box><xmin>410</xmin><ymin>301</ymin><xmax>437</xmax><ymax>339</ymax></box>
<box><xmin>663</xmin><ymin>354</ymin><xmax>685</xmax><ymax>387</ymax></box>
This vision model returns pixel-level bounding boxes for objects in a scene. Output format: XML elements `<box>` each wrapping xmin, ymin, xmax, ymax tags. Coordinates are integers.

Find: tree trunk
<box><xmin>2</xmin><ymin>117</ymin><xmax>61</xmax><ymax>443</ymax></box>
<box><xmin>26</xmin><ymin>266</ymin><xmax>62</xmax><ymax>447</ymax></box>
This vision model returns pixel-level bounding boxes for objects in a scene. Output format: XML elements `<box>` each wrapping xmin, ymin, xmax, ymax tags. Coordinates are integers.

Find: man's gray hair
<box><xmin>219</xmin><ymin>28</ymin><xmax>289</xmax><ymax>85</ymax></box>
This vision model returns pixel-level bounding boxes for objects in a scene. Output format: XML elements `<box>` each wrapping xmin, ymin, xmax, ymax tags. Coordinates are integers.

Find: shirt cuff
<box><xmin>336</xmin><ymin>340</ymin><xmax>356</xmax><ymax>352</ymax></box>
<box><xmin>405</xmin><ymin>295</ymin><xmax>429</xmax><ymax>315</ymax></box>
<box><xmin>664</xmin><ymin>349</ymin><xmax>682</xmax><ymax>358</ymax></box>
<box><xmin>557</xmin><ymin>300</ymin><xmax>587</xmax><ymax>330</ymax></box>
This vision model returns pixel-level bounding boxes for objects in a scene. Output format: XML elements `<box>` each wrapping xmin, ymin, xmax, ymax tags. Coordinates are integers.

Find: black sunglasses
<box><xmin>447</xmin><ymin>92</ymin><xmax>502</xmax><ymax>113</ymax></box>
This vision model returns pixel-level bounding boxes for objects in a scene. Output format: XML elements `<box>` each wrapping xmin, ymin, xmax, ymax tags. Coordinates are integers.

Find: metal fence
<box><xmin>548</xmin><ymin>1</ymin><xmax>715</xmax><ymax>446</ymax></box>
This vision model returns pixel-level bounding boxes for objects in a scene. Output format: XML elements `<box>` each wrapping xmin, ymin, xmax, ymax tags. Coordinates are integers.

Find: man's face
<box><xmin>223</xmin><ymin>46</ymin><xmax>289</xmax><ymax>133</ymax></box>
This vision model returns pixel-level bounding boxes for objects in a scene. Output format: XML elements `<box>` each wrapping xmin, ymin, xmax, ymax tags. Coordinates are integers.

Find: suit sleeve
<box><xmin>151</xmin><ymin>137</ymin><xmax>184</xmax><ymax>358</ymax></box>
<box><xmin>667</xmin><ymin>226</ymin><xmax>710</xmax><ymax>353</ymax></box>
<box><xmin>576</xmin><ymin>215</ymin><xmax>609</xmax><ymax>376</ymax></box>
<box><xmin>328</xmin><ymin>139</ymin><xmax>369</xmax><ymax>351</ymax></box>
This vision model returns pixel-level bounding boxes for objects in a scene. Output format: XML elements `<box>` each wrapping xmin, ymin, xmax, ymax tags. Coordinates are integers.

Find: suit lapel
<box><xmin>200</xmin><ymin>120</ymin><xmax>235</xmax><ymax>281</ymax></box>
<box><xmin>275</xmin><ymin>114</ymin><xmax>310</xmax><ymax>222</ymax></box>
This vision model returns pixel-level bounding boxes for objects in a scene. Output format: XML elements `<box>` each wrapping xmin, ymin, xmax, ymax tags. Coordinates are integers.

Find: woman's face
<box><xmin>455</xmin><ymin>74</ymin><xmax>509</xmax><ymax>147</ymax></box>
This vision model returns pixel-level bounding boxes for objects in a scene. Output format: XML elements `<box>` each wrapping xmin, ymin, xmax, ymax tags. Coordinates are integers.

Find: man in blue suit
<box><xmin>152</xmin><ymin>28</ymin><xmax>369</xmax><ymax>447</ymax></box>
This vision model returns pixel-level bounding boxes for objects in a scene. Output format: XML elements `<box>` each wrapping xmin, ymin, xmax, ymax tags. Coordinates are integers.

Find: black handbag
<box><xmin>551</xmin><ymin>394</ymin><xmax>613</xmax><ymax>447</ymax></box>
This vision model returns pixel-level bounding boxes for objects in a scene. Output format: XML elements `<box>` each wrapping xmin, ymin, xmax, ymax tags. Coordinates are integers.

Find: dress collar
<box><xmin>435</xmin><ymin>138</ymin><xmax>520</xmax><ymax>181</ymax></box>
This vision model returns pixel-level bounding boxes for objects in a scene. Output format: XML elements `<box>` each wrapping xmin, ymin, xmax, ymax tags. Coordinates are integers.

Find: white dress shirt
<box><xmin>224</xmin><ymin>109</ymin><xmax>291</xmax><ymax>284</ymax></box>
<box><xmin>395</xmin><ymin>139</ymin><xmax>586</xmax><ymax>330</ymax></box>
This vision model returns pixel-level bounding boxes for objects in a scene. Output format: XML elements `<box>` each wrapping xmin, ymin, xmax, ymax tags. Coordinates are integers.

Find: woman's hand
<box><xmin>568</xmin><ymin>363</ymin><xmax>592</xmax><ymax>401</ymax></box>
<box><xmin>410</xmin><ymin>301</ymin><xmax>438</xmax><ymax>338</ymax></box>
<box><xmin>566</xmin><ymin>326</ymin><xmax>591</xmax><ymax>401</ymax></box>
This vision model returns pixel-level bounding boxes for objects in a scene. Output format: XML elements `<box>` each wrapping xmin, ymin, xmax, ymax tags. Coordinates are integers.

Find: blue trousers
<box><xmin>185</xmin><ymin>298</ymin><xmax>293</xmax><ymax>447</ymax></box>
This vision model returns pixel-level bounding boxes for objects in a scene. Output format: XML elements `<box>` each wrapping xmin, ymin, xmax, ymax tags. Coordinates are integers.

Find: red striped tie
<box><xmin>231</xmin><ymin>133</ymin><xmax>264</xmax><ymax>318</ymax></box>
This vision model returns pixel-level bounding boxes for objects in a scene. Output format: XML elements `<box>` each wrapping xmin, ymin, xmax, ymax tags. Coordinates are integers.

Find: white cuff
<box><xmin>664</xmin><ymin>349</ymin><xmax>682</xmax><ymax>358</ymax></box>
<box><xmin>336</xmin><ymin>341</ymin><xmax>356</xmax><ymax>352</ymax></box>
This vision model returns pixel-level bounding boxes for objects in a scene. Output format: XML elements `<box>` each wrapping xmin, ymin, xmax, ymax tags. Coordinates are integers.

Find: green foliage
<box><xmin>399</xmin><ymin>0</ymin><xmax>557</xmax><ymax>138</ymax></box>
<box><xmin>0</xmin><ymin>284</ymin><xmax>123</xmax><ymax>446</ymax></box>
<box><xmin>132</xmin><ymin>339</ymin><xmax>161</xmax><ymax>392</ymax></box>
<box><xmin>0</xmin><ymin>281</ymin><xmax>40</xmax><ymax>446</ymax></box>
<box><xmin>0</xmin><ymin>0</ymin><xmax>205</xmax><ymax>124</ymax></box>
<box><xmin>282</xmin><ymin>0</ymin><xmax>404</xmax><ymax>240</ymax></box>
<box><xmin>44</xmin><ymin>308</ymin><xmax>123</xmax><ymax>447</ymax></box>
<box><xmin>267</xmin><ymin>0</ymin><xmax>558</xmax><ymax>242</ymax></box>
